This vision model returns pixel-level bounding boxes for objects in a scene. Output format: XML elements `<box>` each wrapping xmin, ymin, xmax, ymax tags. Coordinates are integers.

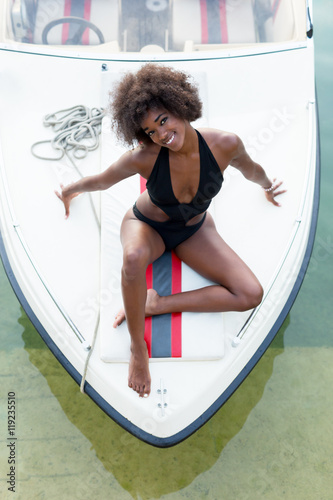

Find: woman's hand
<box><xmin>263</xmin><ymin>179</ymin><xmax>286</xmax><ymax>207</ymax></box>
<box><xmin>55</xmin><ymin>183</ymin><xmax>81</xmax><ymax>219</ymax></box>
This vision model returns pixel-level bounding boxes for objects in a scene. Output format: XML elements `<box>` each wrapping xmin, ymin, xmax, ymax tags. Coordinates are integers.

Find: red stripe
<box><xmin>82</xmin><ymin>0</ymin><xmax>92</xmax><ymax>45</ymax></box>
<box><xmin>219</xmin><ymin>0</ymin><xmax>228</xmax><ymax>43</ymax></box>
<box><xmin>144</xmin><ymin>264</ymin><xmax>153</xmax><ymax>357</ymax></box>
<box><xmin>140</xmin><ymin>175</ymin><xmax>152</xmax><ymax>356</ymax></box>
<box><xmin>200</xmin><ymin>0</ymin><xmax>208</xmax><ymax>44</ymax></box>
<box><xmin>140</xmin><ymin>176</ymin><xmax>147</xmax><ymax>193</ymax></box>
<box><xmin>171</xmin><ymin>252</ymin><xmax>182</xmax><ymax>357</ymax></box>
<box><xmin>62</xmin><ymin>0</ymin><xmax>71</xmax><ymax>44</ymax></box>
<box><xmin>272</xmin><ymin>0</ymin><xmax>282</xmax><ymax>21</ymax></box>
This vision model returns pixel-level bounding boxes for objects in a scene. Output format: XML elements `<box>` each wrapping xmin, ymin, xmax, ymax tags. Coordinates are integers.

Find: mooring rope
<box><xmin>32</xmin><ymin>105</ymin><xmax>106</xmax><ymax>394</ymax></box>
<box><xmin>80</xmin><ymin>311</ymin><xmax>100</xmax><ymax>394</ymax></box>
<box><xmin>32</xmin><ymin>104</ymin><xmax>105</xmax><ymax>160</ymax></box>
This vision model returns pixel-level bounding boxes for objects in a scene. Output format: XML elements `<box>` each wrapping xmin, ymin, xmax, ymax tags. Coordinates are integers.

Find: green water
<box><xmin>1</xmin><ymin>3</ymin><xmax>333</xmax><ymax>499</ymax></box>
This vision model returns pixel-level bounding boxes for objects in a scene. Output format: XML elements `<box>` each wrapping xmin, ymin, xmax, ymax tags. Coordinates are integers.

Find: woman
<box><xmin>56</xmin><ymin>64</ymin><xmax>285</xmax><ymax>398</ymax></box>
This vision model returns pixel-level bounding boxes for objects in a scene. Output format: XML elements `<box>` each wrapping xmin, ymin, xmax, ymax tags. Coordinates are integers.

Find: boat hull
<box><xmin>0</xmin><ymin>34</ymin><xmax>320</xmax><ymax>446</ymax></box>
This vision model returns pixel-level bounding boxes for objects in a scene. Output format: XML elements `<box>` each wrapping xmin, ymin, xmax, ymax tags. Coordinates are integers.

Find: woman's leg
<box><xmin>149</xmin><ymin>212</ymin><xmax>264</xmax><ymax>315</ymax></box>
<box><xmin>117</xmin><ymin>209</ymin><xmax>165</xmax><ymax>398</ymax></box>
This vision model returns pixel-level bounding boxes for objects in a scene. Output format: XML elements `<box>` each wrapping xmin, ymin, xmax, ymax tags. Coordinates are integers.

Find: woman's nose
<box><xmin>158</xmin><ymin>129</ymin><xmax>167</xmax><ymax>141</ymax></box>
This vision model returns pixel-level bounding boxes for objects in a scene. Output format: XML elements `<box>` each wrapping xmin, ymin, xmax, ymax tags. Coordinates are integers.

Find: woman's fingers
<box><xmin>55</xmin><ymin>186</ymin><xmax>72</xmax><ymax>218</ymax></box>
<box><xmin>264</xmin><ymin>180</ymin><xmax>286</xmax><ymax>207</ymax></box>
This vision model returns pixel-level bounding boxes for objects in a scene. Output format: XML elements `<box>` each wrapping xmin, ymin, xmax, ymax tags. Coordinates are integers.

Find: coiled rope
<box><xmin>32</xmin><ymin>104</ymin><xmax>105</xmax><ymax>161</ymax></box>
<box><xmin>31</xmin><ymin>105</ymin><xmax>106</xmax><ymax>393</ymax></box>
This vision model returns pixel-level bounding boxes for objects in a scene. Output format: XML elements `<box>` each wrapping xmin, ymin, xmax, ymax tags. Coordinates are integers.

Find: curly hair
<box><xmin>109</xmin><ymin>64</ymin><xmax>202</xmax><ymax>146</ymax></box>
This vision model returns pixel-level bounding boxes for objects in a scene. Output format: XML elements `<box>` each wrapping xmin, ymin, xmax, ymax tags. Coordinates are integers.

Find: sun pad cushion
<box><xmin>99</xmin><ymin>118</ymin><xmax>225</xmax><ymax>362</ymax></box>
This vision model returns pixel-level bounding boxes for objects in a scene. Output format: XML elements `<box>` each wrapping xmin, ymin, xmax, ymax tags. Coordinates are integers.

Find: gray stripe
<box><xmin>151</xmin><ymin>314</ymin><xmax>171</xmax><ymax>357</ymax></box>
<box><xmin>207</xmin><ymin>0</ymin><xmax>223</xmax><ymax>43</ymax></box>
<box><xmin>151</xmin><ymin>252</ymin><xmax>172</xmax><ymax>357</ymax></box>
<box><xmin>69</xmin><ymin>0</ymin><xmax>86</xmax><ymax>42</ymax></box>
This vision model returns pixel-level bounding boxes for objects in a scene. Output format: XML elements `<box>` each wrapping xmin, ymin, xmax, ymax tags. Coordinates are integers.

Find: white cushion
<box><xmin>99</xmin><ymin>118</ymin><xmax>225</xmax><ymax>362</ymax></box>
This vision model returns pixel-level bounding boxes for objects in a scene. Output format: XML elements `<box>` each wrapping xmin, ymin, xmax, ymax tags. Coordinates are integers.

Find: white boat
<box><xmin>0</xmin><ymin>0</ymin><xmax>319</xmax><ymax>447</ymax></box>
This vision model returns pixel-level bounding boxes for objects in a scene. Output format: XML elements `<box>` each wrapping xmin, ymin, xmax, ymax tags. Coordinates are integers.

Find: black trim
<box><xmin>307</xmin><ymin>6</ymin><xmax>314</xmax><ymax>39</ymax></box>
<box><xmin>0</xmin><ymin>102</ymin><xmax>320</xmax><ymax>448</ymax></box>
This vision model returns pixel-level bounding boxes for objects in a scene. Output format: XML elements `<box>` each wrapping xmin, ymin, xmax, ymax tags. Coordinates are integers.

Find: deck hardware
<box><xmin>157</xmin><ymin>379</ymin><xmax>168</xmax><ymax>416</ymax></box>
<box><xmin>81</xmin><ymin>341</ymin><xmax>91</xmax><ymax>352</ymax></box>
<box><xmin>232</xmin><ymin>337</ymin><xmax>241</xmax><ymax>348</ymax></box>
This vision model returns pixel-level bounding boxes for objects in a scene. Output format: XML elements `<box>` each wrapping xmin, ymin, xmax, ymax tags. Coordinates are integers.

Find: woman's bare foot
<box><xmin>128</xmin><ymin>342</ymin><xmax>151</xmax><ymax>397</ymax></box>
<box><xmin>113</xmin><ymin>289</ymin><xmax>160</xmax><ymax>328</ymax></box>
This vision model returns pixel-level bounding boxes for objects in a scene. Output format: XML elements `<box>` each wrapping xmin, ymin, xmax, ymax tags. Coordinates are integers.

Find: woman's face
<box><xmin>140</xmin><ymin>108</ymin><xmax>186</xmax><ymax>151</ymax></box>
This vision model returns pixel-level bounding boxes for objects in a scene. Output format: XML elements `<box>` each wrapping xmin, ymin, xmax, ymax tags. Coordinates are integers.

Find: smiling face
<box><xmin>140</xmin><ymin>108</ymin><xmax>187</xmax><ymax>151</ymax></box>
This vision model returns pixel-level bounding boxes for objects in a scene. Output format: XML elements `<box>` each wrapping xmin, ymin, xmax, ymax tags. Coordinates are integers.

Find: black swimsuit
<box><xmin>133</xmin><ymin>130</ymin><xmax>223</xmax><ymax>251</ymax></box>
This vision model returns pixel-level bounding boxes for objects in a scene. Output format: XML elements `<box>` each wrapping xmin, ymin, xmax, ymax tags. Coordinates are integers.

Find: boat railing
<box><xmin>0</xmin><ymin>142</ymin><xmax>91</xmax><ymax>351</ymax></box>
<box><xmin>232</xmin><ymin>98</ymin><xmax>317</xmax><ymax>346</ymax></box>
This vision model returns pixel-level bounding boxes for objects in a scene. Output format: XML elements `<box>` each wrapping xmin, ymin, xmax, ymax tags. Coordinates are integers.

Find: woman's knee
<box><xmin>122</xmin><ymin>245</ymin><xmax>150</xmax><ymax>281</ymax></box>
<box><xmin>236</xmin><ymin>281</ymin><xmax>264</xmax><ymax>311</ymax></box>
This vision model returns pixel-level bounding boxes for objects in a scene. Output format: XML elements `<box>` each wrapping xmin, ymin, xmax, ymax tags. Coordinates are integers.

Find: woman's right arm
<box><xmin>55</xmin><ymin>148</ymin><xmax>145</xmax><ymax>218</ymax></box>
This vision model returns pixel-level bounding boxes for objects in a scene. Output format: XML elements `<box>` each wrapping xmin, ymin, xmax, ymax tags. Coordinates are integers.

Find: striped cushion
<box><xmin>144</xmin><ymin>252</ymin><xmax>183</xmax><ymax>358</ymax></box>
<box><xmin>173</xmin><ymin>0</ymin><xmax>256</xmax><ymax>49</ymax></box>
<box><xmin>33</xmin><ymin>0</ymin><xmax>118</xmax><ymax>45</ymax></box>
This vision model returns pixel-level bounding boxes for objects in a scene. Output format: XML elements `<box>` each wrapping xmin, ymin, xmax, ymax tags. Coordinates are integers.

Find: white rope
<box><xmin>32</xmin><ymin>105</ymin><xmax>106</xmax><ymax>393</ymax></box>
<box><xmin>80</xmin><ymin>311</ymin><xmax>100</xmax><ymax>394</ymax></box>
<box><xmin>32</xmin><ymin>104</ymin><xmax>105</xmax><ymax>161</ymax></box>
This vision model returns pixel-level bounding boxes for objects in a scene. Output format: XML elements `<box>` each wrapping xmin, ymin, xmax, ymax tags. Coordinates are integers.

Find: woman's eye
<box><xmin>148</xmin><ymin>130</ymin><xmax>154</xmax><ymax>137</ymax></box>
<box><xmin>161</xmin><ymin>117</ymin><xmax>167</xmax><ymax>125</ymax></box>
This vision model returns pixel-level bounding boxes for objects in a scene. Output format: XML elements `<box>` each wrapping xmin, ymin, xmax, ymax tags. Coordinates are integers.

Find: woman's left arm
<box><xmin>228</xmin><ymin>134</ymin><xmax>286</xmax><ymax>207</ymax></box>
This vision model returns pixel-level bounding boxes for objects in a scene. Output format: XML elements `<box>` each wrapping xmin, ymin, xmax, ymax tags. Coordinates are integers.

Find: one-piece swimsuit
<box><xmin>133</xmin><ymin>130</ymin><xmax>223</xmax><ymax>251</ymax></box>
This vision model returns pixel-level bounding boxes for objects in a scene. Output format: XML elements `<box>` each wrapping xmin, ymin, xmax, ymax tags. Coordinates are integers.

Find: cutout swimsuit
<box><xmin>133</xmin><ymin>130</ymin><xmax>223</xmax><ymax>251</ymax></box>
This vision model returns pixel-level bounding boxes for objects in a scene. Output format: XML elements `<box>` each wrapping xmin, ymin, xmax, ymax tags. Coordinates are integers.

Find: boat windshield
<box><xmin>7</xmin><ymin>0</ymin><xmax>306</xmax><ymax>51</ymax></box>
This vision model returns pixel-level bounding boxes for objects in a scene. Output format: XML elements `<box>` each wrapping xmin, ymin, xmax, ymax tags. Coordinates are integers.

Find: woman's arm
<box><xmin>55</xmin><ymin>148</ymin><xmax>144</xmax><ymax>218</ymax></box>
<box><xmin>228</xmin><ymin>134</ymin><xmax>286</xmax><ymax>207</ymax></box>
